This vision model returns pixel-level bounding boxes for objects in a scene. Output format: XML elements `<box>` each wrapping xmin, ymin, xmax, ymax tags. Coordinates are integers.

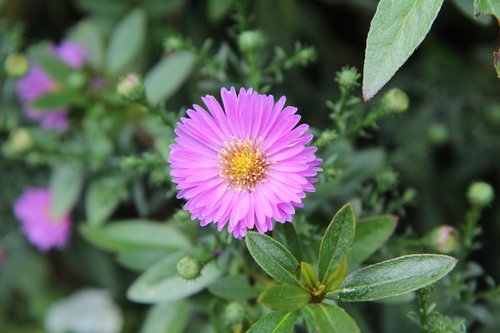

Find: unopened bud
<box><xmin>381</xmin><ymin>88</ymin><xmax>409</xmax><ymax>114</ymax></box>
<box><xmin>117</xmin><ymin>73</ymin><xmax>143</xmax><ymax>101</ymax></box>
<box><xmin>426</xmin><ymin>226</ymin><xmax>459</xmax><ymax>254</ymax></box>
<box><xmin>223</xmin><ymin>302</ymin><xmax>246</xmax><ymax>326</ymax></box>
<box><xmin>177</xmin><ymin>256</ymin><xmax>202</xmax><ymax>280</ymax></box>
<box><xmin>335</xmin><ymin>66</ymin><xmax>360</xmax><ymax>91</ymax></box>
<box><xmin>5</xmin><ymin>53</ymin><xmax>29</xmax><ymax>78</ymax></box>
<box><xmin>9</xmin><ymin>128</ymin><xmax>32</xmax><ymax>153</ymax></box>
<box><xmin>68</xmin><ymin>72</ymin><xmax>87</xmax><ymax>90</ymax></box>
<box><xmin>238</xmin><ymin>30</ymin><xmax>264</xmax><ymax>53</ymax></box>
<box><xmin>468</xmin><ymin>181</ymin><xmax>494</xmax><ymax>207</ymax></box>
<box><xmin>427</xmin><ymin>123</ymin><xmax>448</xmax><ymax>145</ymax></box>
<box><xmin>164</xmin><ymin>36</ymin><xmax>185</xmax><ymax>52</ymax></box>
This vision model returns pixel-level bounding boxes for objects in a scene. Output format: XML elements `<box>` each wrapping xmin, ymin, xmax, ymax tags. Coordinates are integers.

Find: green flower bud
<box><xmin>426</xmin><ymin>225</ymin><xmax>459</xmax><ymax>254</ymax></box>
<box><xmin>427</xmin><ymin>123</ymin><xmax>448</xmax><ymax>145</ymax></box>
<box><xmin>238</xmin><ymin>30</ymin><xmax>264</xmax><ymax>53</ymax></box>
<box><xmin>4</xmin><ymin>53</ymin><xmax>29</xmax><ymax>78</ymax></box>
<box><xmin>9</xmin><ymin>128</ymin><xmax>32</xmax><ymax>153</ymax></box>
<box><xmin>67</xmin><ymin>72</ymin><xmax>87</xmax><ymax>90</ymax></box>
<box><xmin>164</xmin><ymin>36</ymin><xmax>185</xmax><ymax>52</ymax></box>
<box><xmin>300</xmin><ymin>262</ymin><xmax>318</xmax><ymax>290</ymax></box>
<box><xmin>117</xmin><ymin>73</ymin><xmax>144</xmax><ymax>101</ymax></box>
<box><xmin>467</xmin><ymin>181</ymin><xmax>494</xmax><ymax>207</ymax></box>
<box><xmin>223</xmin><ymin>302</ymin><xmax>246</xmax><ymax>326</ymax></box>
<box><xmin>381</xmin><ymin>88</ymin><xmax>409</xmax><ymax>114</ymax></box>
<box><xmin>335</xmin><ymin>66</ymin><xmax>360</xmax><ymax>91</ymax></box>
<box><xmin>176</xmin><ymin>256</ymin><xmax>202</xmax><ymax>280</ymax></box>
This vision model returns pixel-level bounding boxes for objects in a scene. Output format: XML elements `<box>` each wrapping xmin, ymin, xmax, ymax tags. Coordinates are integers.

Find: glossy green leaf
<box><xmin>127</xmin><ymin>254</ymin><xmax>222</xmax><ymax>303</ymax></box>
<box><xmin>273</xmin><ymin>222</ymin><xmax>303</xmax><ymax>261</ymax></box>
<box><xmin>246</xmin><ymin>231</ymin><xmax>300</xmax><ymax>285</ymax></box>
<box><xmin>81</xmin><ymin>220</ymin><xmax>191</xmax><ymax>252</ymax></box>
<box><xmin>363</xmin><ymin>0</ymin><xmax>444</xmax><ymax>100</ymax></box>
<box><xmin>317</xmin><ymin>204</ymin><xmax>355</xmax><ymax>281</ymax></box>
<box><xmin>31</xmin><ymin>46</ymin><xmax>73</xmax><ymax>83</ymax></box>
<box><xmin>246</xmin><ymin>311</ymin><xmax>298</xmax><ymax>333</ymax></box>
<box><xmin>348</xmin><ymin>215</ymin><xmax>398</xmax><ymax>268</ymax></box>
<box><xmin>50</xmin><ymin>162</ymin><xmax>84</xmax><ymax>218</ymax></box>
<box><xmin>116</xmin><ymin>249</ymin><xmax>169</xmax><ymax>272</ymax></box>
<box><xmin>327</xmin><ymin>254</ymin><xmax>457</xmax><ymax>302</ymax></box>
<box><xmin>259</xmin><ymin>284</ymin><xmax>311</xmax><ymax>312</ymax></box>
<box><xmin>140</xmin><ymin>301</ymin><xmax>190</xmax><ymax>333</ymax></box>
<box><xmin>85</xmin><ymin>174</ymin><xmax>129</xmax><ymax>227</ymax></box>
<box><xmin>474</xmin><ymin>0</ymin><xmax>500</xmax><ymax>23</ymax></box>
<box><xmin>30</xmin><ymin>91</ymin><xmax>84</xmax><ymax>109</ymax></box>
<box><xmin>70</xmin><ymin>20</ymin><xmax>105</xmax><ymax>69</ymax></box>
<box><xmin>144</xmin><ymin>51</ymin><xmax>197</xmax><ymax>104</ymax></box>
<box><xmin>208</xmin><ymin>275</ymin><xmax>261</xmax><ymax>301</ymax></box>
<box><xmin>302</xmin><ymin>304</ymin><xmax>360</xmax><ymax>333</ymax></box>
<box><xmin>106</xmin><ymin>8</ymin><xmax>146</xmax><ymax>74</ymax></box>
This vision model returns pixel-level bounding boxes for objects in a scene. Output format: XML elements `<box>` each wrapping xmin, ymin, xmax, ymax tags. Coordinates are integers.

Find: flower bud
<box><xmin>164</xmin><ymin>36</ymin><xmax>185</xmax><ymax>52</ymax></box>
<box><xmin>426</xmin><ymin>226</ymin><xmax>459</xmax><ymax>254</ymax></box>
<box><xmin>117</xmin><ymin>73</ymin><xmax>144</xmax><ymax>101</ymax></box>
<box><xmin>238</xmin><ymin>30</ymin><xmax>264</xmax><ymax>53</ymax></box>
<box><xmin>335</xmin><ymin>66</ymin><xmax>360</xmax><ymax>91</ymax></box>
<box><xmin>176</xmin><ymin>256</ymin><xmax>202</xmax><ymax>280</ymax></box>
<box><xmin>9</xmin><ymin>128</ymin><xmax>33</xmax><ymax>153</ymax></box>
<box><xmin>427</xmin><ymin>123</ymin><xmax>448</xmax><ymax>145</ymax></box>
<box><xmin>467</xmin><ymin>181</ymin><xmax>494</xmax><ymax>207</ymax></box>
<box><xmin>223</xmin><ymin>302</ymin><xmax>246</xmax><ymax>326</ymax></box>
<box><xmin>381</xmin><ymin>88</ymin><xmax>409</xmax><ymax>114</ymax></box>
<box><xmin>67</xmin><ymin>72</ymin><xmax>87</xmax><ymax>90</ymax></box>
<box><xmin>4</xmin><ymin>53</ymin><xmax>29</xmax><ymax>78</ymax></box>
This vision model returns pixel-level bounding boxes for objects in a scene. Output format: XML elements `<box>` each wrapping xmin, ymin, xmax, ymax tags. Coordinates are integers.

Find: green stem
<box><xmin>416</xmin><ymin>287</ymin><xmax>432</xmax><ymax>333</ymax></box>
<box><xmin>460</xmin><ymin>205</ymin><xmax>482</xmax><ymax>262</ymax></box>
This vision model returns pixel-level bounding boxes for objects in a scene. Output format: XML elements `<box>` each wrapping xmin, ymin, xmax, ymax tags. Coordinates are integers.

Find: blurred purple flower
<box><xmin>169</xmin><ymin>87</ymin><xmax>322</xmax><ymax>238</ymax></box>
<box><xmin>16</xmin><ymin>41</ymin><xmax>87</xmax><ymax>131</ymax></box>
<box><xmin>14</xmin><ymin>188</ymin><xmax>72</xmax><ymax>252</ymax></box>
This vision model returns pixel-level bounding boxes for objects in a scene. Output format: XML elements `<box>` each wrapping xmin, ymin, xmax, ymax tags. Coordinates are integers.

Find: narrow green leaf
<box><xmin>327</xmin><ymin>254</ymin><xmax>457</xmax><ymax>302</ymax></box>
<box><xmin>348</xmin><ymin>215</ymin><xmax>398</xmax><ymax>268</ymax></box>
<box><xmin>259</xmin><ymin>284</ymin><xmax>311</xmax><ymax>312</ymax></box>
<box><xmin>70</xmin><ymin>20</ymin><xmax>105</xmax><ymax>69</ymax></box>
<box><xmin>144</xmin><ymin>51</ymin><xmax>197</xmax><ymax>104</ymax></box>
<box><xmin>273</xmin><ymin>222</ymin><xmax>303</xmax><ymax>261</ymax></box>
<box><xmin>85</xmin><ymin>174</ymin><xmax>129</xmax><ymax>227</ymax></box>
<box><xmin>31</xmin><ymin>46</ymin><xmax>74</xmax><ymax>83</ymax></box>
<box><xmin>50</xmin><ymin>162</ymin><xmax>84</xmax><ymax>218</ymax></box>
<box><xmin>474</xmin><ymin>0</ymin><xmax>500</xmax><ymax>24</ymax></box>
<box><xmin>30</xmin><ymin>91</ymin><xmax>84</xmax><ymax>109</ymax></box>
<box><xmin>80</xmin><ymin>220</ymin><xmax>191</xmax><ymax>252</ymax></box>
<box><xmin>116</xmin><ymin>249</ymin><xmax>169</xmax><ymax>272</ymax></box>
<box><xmin>208</xmin><ymin>275</ymin><xmax>261</xmax><ymax>301</ymax></box>
<box><xmin>140</xmin><ymin>301</ymin><xmax>190</xmax><ymax>333</ymax></box>
<box><xmin>127</xmin><ymin>255</ymin><xmax>222</xmax><ymax>303</ymax></box>
<box><xmin>317</xmin><ymin>203</ymin><xmax>356</xmax><ymax>282</ymax></box>
<box><xmin>246</xmin><ymin>311</ymin><xmax>298</xmax><ymax>333</ymax></box>
<box><xmin>302</xmin><ymin>304</ymin><xmax>360</xmax><ymax>333</ymax></box>
<box><xmin>106</xmin><ymin>8</ymin><xmax>146</xmax><ymax>74</ymax></box>
<box><xmin>363</xmin><ymin>0</ymin><xmax>444</xmax><ymax>100</ymax></box>
<box><xmin>246</xmin><ymin>231</ymin><xmax>300</xmax><ymax>285</ymax></box>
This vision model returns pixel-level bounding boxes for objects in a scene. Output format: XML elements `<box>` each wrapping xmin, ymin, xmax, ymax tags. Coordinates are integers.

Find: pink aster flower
<box><xmin>169</xmin><ymin>87</ymin><xmax>322</xmax><ymax>238</ymax></box>
<box><xmin>16</xmin><ymin>41</ymin><xmax>87</xmax><ymax>131</ymax></box>
<box><xmin>13</xmin><ymin>188</ymin><xmax>72</xmax><ymax>252</ymax></box>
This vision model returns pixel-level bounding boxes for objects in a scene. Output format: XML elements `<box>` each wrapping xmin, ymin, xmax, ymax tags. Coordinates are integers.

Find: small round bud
<box><xmin>238</xmin><ymin>30</ymin><xmax>264</xmax><ymax>53</ymax></box>
<box><xmin>164</xmin><ymin>36</ymin><xmax>185</xmax><ymax>52</ymax></box>
<box><xmin>426</xmin><ymin>226</ymin><xmax>459</xmax><ymax>253</ymax></box>
<box><xmin>176</xmin><ymin>256</ymin><xmax>202</xmax><ymax>280</ymax></box>
<box><xmin>381</xmin><ymin>88</ymin><xmax>409</xmax><ymax>114</ymax></box>
<box><xmin>117</xmin><ymin>73</ymin><xmax>144</xmax><ymax>101</ymax></box>
<box><xmin>467</xmin><ymin>181</ymin><xmax>494</xmax><ymax>207</ymax></box>
<box><xmin>67</xmin><ymin>72</ymin><xmax>87</xmax><ymax>90</ymax></box>
<box><xmin>4</xmin><ymin>53</ymin><xmax>29</xmax><ymax>78</ymax></box>
<box><xmin>427</xmin><ymin>123</ymin><xmax>448</xmax><ymax>145</ymax></box>
<box><xmin>335</xmin><ymin>66</ymin><xmax>360</xmax><ymax>91</ymax></box>
<box><xmin>223</xmin><ymin>302</ymin><xmax>246</xmax><ymax>326</ymax></box>
<box><xmin>9</xmin><ymin>128</ymin><xmax>32</xmax><ymax>153</ymax></box>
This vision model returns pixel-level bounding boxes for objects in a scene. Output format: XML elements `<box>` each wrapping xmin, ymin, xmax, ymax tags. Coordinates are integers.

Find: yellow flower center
<box><xmin>219</xmin><ymin>138</ymin><xmax>270</xmax><ymax>192</ymax></box>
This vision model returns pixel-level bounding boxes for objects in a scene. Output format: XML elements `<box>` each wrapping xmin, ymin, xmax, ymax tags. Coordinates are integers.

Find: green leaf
<box><xmin>327</xmin><ymin>254</ymin><xmax>457</xmax><ymax>302</ymax></box>
<box><xmin>317</xmin><ymin>203</ymin><xmax>356</xmax><ymax>282</ymax></box>
<box><xmin>127</xmin><ymin>254</ymin><xmax>222</xmax><ymax>303</ymax></box>
<box><xmin>259</xmin><ymin>284</ymin><xmax>311</xmax><ymax>312</ymax></box>
<box><xmin>362</xmin><ymin>0</ymin><xmax>444</xmax><ymax>100</ymax></box>
<box><xmin>116</xmin><ymin>249</ymin><xmax>169</xmax><ymax>272</ymax></box>
<box><xmin>106</xmin><ymin>8</ymin><xmax>146</xmax><ymax>75</ymax></box>
<box><xmin>30</xmin><ymin>90</ymin><xmax>83</xmax><ymax>110</ymax></box>
<box><xmin>70</xmin><ymin>20</ymin><xmax>105</xmax><ymax>69</ymax></box>
<box><xmin>474</xmin><ymin>0</ymin><xmax>500</xmax><ymax>24</ymax></box>
<box><xmin>31</xmin><ymin>46</ymin><xmax>74</xmax><ymax>83</ymax></box>
<box><xmin>140</xmin><ymin>301</ymin><xmax>190</xmax><ymax>333</ymax></box>
<box><xmin>85</xmin><ymin>174</ymin><xmax>129</xmax><ymax>227</ymax></box>
<box><xmin>246</xmin><ymin>311</ymin><xmax>298</xmax><ymax>333</ymax></box>
<box><xmin>273</xmin><ymin>222</ymin><xmax>303</xmax><ymax>261</ymax></box>
<box><xmin>245</xmin><ymin>231</ymin><xmax>300</xmax><ymax>285</ymax></box>
<box><xmin>80</xmin><ymin>220</ymin><xmax>191</xmax><ymax>252</ymax></box>
<box><xmin>50</xmin><ymin>162</ymin><xmax>84</xmax><ymax>218</ymax></box>
<box><xmin>208</xmin><ymin>275</ymin><xmax>261</xmax><ymax>301</ymax></box>
<box><xmin>302</xmin><ymin>304</ymin><xmax>360</xmax><ymax>333</ymax></box>
<box><xmin>348</xmin><ymin>215</ymin><xmax>398</xmax><ymax>268</ymax></box>
<box><xmin>144</xmin><ymin>51</ymin><xmax>197</xmax><ymax>104</ymax></box>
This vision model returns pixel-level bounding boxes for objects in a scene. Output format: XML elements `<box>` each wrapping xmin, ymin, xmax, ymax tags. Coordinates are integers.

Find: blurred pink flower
<box><xmin>14</xmin><ymin>188</ymin><xmax>72</xmax><ymax>252</ymax></box>
<box><xmin>16</xmin><ymin>41</ymin><xmax>87</xmax><ymax>131</ymax></box>
<box><xmin>169</xmin><ymin>87</ymin><xmax>321</xmax><ymax>238</ymax></box>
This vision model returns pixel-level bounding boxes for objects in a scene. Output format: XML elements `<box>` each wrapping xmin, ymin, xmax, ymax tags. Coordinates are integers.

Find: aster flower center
<box><xmin>219</xmin><ymin>138</ymin><xmax>270</xmax><ymax>192</ymax></box>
